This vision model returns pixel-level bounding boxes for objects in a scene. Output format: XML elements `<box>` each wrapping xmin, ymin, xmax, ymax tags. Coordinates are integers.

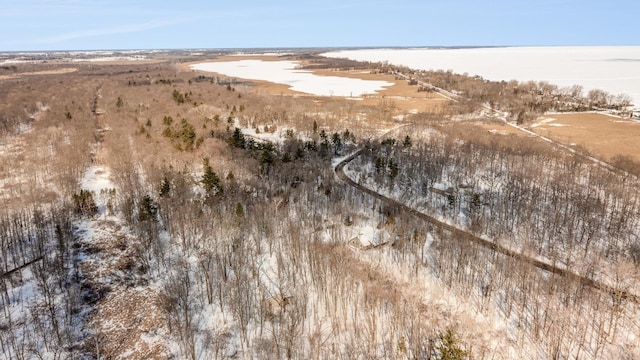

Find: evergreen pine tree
<box><xmin>436</xmin><ymin>328</ymin><xmax>469</xmax><ymax>360</ymax></box>
<box><xmin>235</xmin><ymin>202</ymin><xmax>244</xmax><ymax>217</ymax></box>
<box><xmin>138</xmin><ymin>194</ymin><xmax>158</xmax><ymax>221</ymax></box>
<box><xmin>72</xmin><ymin>190</ymin><xmax>98</xmax><ymax>217</ymax></box>
<box><xmin>201</xmin><ymin>157</ymin><xmax>223</xmax><ymax>196</ymax></box>
<box><xmin>319</xmin><ymin>130</ymin><xmax>330</xmax><ymax>156</ymax></box>
<box><xmin>403</xmin><ymin>135</ymin><xmax>412</xmax><ymax>148</ymax></box>
<box><xmin>159</xmin><ymin>176</ymin><xmax>171</xmax><ymax>198</ymax></box>
<box><xmin>331</xmin><ymin>132</ymin><xmax>342</xmax><ymax>154</ymax></box>
<box><xmin>231</xmin><ymin>127</ymin><xmax>245</xmax><ymax>149</ymax></box>
<box><xmin>388</xmin><ymin>158</ymin><xmax>399</xmax><ymax>180</ymax></box>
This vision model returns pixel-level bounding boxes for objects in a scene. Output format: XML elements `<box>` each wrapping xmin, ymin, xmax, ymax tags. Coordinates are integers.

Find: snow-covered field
<box><xmin>323</xmin><ymin>46</ymin><xmax>640</xmax><ymax>107</ymax></box>
<box><xmin>191</xmin><ymin>60</ymin><xmax>393</xmax><ymax>97</ymax></box>
<box><xmin>0</xmin><ymin>50</ymin><xmax>150</xmax><ymax>64</ymax></box>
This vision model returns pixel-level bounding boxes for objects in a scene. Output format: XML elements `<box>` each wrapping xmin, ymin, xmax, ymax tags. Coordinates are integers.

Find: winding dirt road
<box><xmin>335</xmin><ymin>148</ymin><xmax>639</xmax><ymax>304</ymax></box>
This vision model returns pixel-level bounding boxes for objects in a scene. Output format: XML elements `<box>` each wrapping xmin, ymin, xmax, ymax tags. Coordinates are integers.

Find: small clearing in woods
<box><xmin>76</xmin><ymin>166</ymin><xmax>170</xmax><ymax>358</ymax></box>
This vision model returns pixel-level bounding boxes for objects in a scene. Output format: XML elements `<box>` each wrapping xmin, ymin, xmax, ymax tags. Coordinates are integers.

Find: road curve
<box><xmin>335</xmin><ymin>149</ymin><xmax>639</xmax><ymax>304</ymax></box>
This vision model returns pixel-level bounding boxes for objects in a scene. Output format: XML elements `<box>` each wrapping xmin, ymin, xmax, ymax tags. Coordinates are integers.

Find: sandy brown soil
<box><xmin>528</xmin><ymin>112</ymin><xmax>640</xmax><ymax>162</ymax></box>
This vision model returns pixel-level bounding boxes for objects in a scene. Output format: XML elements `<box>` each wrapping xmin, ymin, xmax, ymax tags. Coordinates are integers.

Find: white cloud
<box><xmin>34</xmin><ymin>18</ymin><xmax>185</xmax><ymax>44</ymax></box>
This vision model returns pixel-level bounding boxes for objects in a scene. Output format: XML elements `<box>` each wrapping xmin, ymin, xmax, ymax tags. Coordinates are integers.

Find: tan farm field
<box><xmin>527</xmin><ymin>112</ymin><xmax>640</xmax><ymax>162</ymax></box>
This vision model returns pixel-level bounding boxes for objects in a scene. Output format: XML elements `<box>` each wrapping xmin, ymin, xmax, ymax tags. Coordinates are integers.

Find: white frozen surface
<box><xmin>229</xmin><ymin>52</ymin><xmax>293</xmax><ymax>57</ymax></box>
<box><xmin>239</xmin><ymin>125</ymin><xmax>288</xmax><ymax>144</ymax></box>
<box><xmin>80</xmin><ymin>165</ymin><xmax>117</xmax><ymax>216</ymax></box>
<box><xmin>191</xmin><ymin>60</ymin><xmax>393</xmax><ymax>97</ymax></box>
<box><xmin>69</xmin><ymin>55</ymin><xmax>147</xmax><ymax>62</ymax></box>
<box><xmin>323</xmin><ymin>46</ymin><xmax>640</xmax><ymax>107</ymax></box>
<box><xmin>80</xmin><ymin>166</ymin><xmax>116</xmax><ymax>194</ymax></box>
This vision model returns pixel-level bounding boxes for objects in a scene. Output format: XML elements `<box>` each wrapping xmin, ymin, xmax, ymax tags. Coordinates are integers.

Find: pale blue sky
<box><xmin>1</xmin><ymin>0</ymin><xmax>638</xmax><ymax>51</ymax></box>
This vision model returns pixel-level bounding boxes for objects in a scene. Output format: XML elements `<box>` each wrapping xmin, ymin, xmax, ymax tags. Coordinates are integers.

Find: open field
<box><xmin>528</xmin><ymin>112</ymin><xmax>640</xmax><ymax>162</ymax></box>
<box><xmin>0</xmin><ymin>67</ymin><xmax>78</xmax><ymax>80</ymax></box>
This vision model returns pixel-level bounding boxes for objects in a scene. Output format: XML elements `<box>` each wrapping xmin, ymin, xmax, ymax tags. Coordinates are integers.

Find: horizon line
<box><xmin>3</xmin><ymin>45</ymin><xmax>640</xmax><ymax>54</ymax></box>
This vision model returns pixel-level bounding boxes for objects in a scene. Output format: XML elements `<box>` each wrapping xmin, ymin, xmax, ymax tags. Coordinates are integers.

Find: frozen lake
<box><xmin>322</xmin><ymin>47</ymin><xmax>640</xmax><ymax>108</ymax></box>
<box><xmin>190</xmin><ymin>60</ymin><xmax>393</xmax><ymax>97</ymax></box>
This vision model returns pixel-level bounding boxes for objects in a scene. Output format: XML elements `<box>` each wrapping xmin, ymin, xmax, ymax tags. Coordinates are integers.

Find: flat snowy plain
<box><xmin>191</xmin><ymin>60</ymin><xmax>393</xmax><ymax>97</ymax></box>
<box><xmin>322</xmin><ymin>46</ymin><xmax>640</xmax><ymax>108</ymax></box>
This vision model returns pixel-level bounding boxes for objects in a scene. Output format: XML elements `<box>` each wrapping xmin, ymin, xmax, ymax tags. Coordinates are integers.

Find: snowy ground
<box><xmin>75</xmin><ymin>164</ymin><xmax>172</xmax><ymax>358</ymax></box>
<box><xmin>322</xmin><ymin>46</ymin><xmax>640</xmax><ymax>108</ymax></box>
<box><xmin>190</xmin><ymin>60</ymin><xmax>393</xmax><ymax>97</ymax></box>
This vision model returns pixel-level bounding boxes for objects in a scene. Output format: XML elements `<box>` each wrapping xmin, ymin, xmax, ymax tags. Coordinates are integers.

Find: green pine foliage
<box><xmin>230</xmin><ymin>127</ymin><xmax>246</xmax><ymax>149</ymax></box>
<box><xmin>436</xmin><ymin>328</ymin><xmax>469</xmax><ymax>360</ymax></box>
<box><xmin>138</xmin><ymin>194</ymin><xmax>158</xmax><ymax>222</ymax></box>
<box><xmin>388</xmin><ymin>158</ymin><xmax>399</xmax><ymax>180</ymax></box>
<box><xmin>403</xmin><ymin>135</ymin><xmax>412</xmax><ymax>148</ymax></box>
<box><xmin>159</xmin><ymin>176</ymin><xmax>171</xmax><ymax>198</ymax></box>
<box><xmin>235</xmin><ymin>202</ymin><xmax>244</xmax><ymax>217</ymax></box>
<box><xmin>161</xmin><ymin>118</ymin><xmax>198</xmax><ymax>151</ymax></box>
<box><xmin>331</xmin><ymin>132</ymin><xmax>342</xmax><ymax>154</ymax></box>
<box><xmin>172</xmin><ymin>89</ymin><xmax>187</xmax><ymax>104</ymax></box>
<box><xmin>72</xmin><ymin>190</ymin><xmax>98</xmax><ymax>217</ymax></box>
<box><xmin>201</xmin><ymin>158</ymin><xmax>223</xmax><ymax>197</ymax></box>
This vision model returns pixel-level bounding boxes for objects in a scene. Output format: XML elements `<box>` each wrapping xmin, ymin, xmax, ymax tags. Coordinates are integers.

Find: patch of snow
<box><xmin>69</xmin><ymin>55</ymin><xmax>147</xmax><ymax>62</ymax></box>
<box><xmin>487</xmin><ymin>129</ymin><xmax>508</xmax><ymax>135</ymax></box>
<box><xmin>331</xmin><ymin>152</ymin><xmax>358</xmax><ymax>169</ymax></box>
<box><xmin>531</xmin><ymin>117</ymin><xmax>556</xmax><ymax>128</ymax></box>
<box><xmin>0</xmin><ymin>59</ymin><xmax>38</xmax><ymax>65</ymax></box>
<box><xmin>80</xmin><ymin>166</ymin><xmax>116</xmax><ymax>195</ymax></box>
<box><xmin>230</xmin><ymin>52</ymin><xmax>293</xmax><ymax>57</ymax></box>
<box><xmin>352</xmin><ymin>225</ymin><xmax>376</xmax><ymax>247</ymax></box>
<box><xmin>80</xmin><ymin>165</ymin><xmax>117</xmax><ymax>216</ymax></box>
<box><xmin>258</xmin><ymin>252</ymin><xmax>283</xmax><ymax>297</ymax></box>
<box><xmin>190</xmin><ymin>60</ymin><xmax>393</xmax><ymax>97</ymax></box>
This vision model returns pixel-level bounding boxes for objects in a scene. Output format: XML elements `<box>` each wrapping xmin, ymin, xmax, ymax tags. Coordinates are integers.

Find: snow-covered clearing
<box><xmin>239</xmin><ymin>125</ymin><xmax>292</xmax><ymax>145</ymax></box>
<box><xmin>0</xmin><ymin>51</ymin><xmax>148</xmax><ymax>64</ymax></box>
<box><xmin>323</xmin><ymin>46</ymin><xmax>640</xmax><ymax>108</ymax></box>
<box><xmin>74</xmin><ymin>164</ymin><xmax>172</xmax><ymax>358</ymax></box>
<box><xmin>191</xmin><ymin>60</ymin><xmax>393</xmax><ymax>97</ymax></box>
<box><xmin>80</xmin><ymin>166</ymin><xmax>115</xmax><ymax>209</ymax></box>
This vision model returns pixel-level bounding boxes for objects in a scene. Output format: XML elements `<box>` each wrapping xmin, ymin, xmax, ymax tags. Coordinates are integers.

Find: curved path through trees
<box><xmin>334</xmin><ymin>148</ymin><xmax>639</xmax><ymax>304</ymax></box>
